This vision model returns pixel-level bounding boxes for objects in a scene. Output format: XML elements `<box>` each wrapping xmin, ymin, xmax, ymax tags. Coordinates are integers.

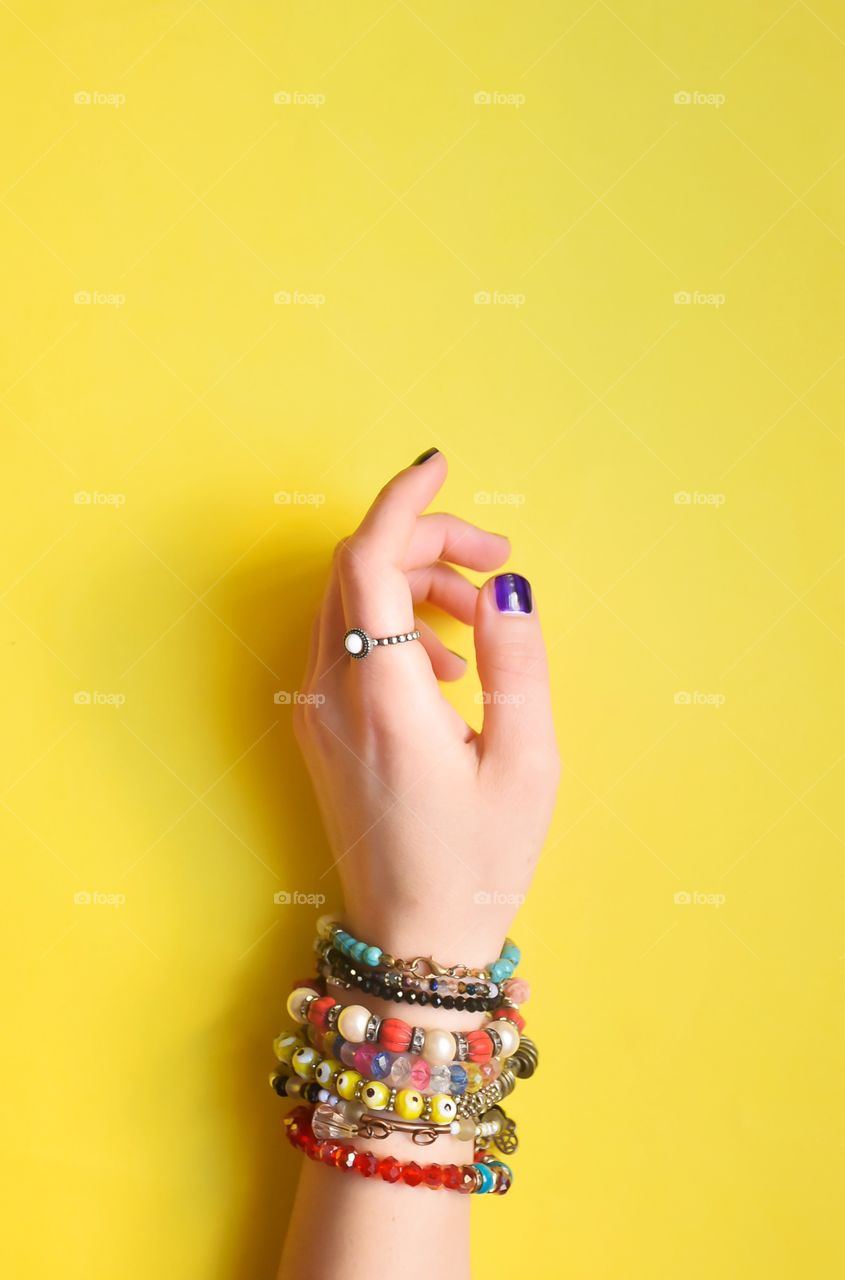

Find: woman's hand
<box><xmin>293</xmin><ymin>448</ymin><xmax>560</xmax><ymax>967</ymax></box>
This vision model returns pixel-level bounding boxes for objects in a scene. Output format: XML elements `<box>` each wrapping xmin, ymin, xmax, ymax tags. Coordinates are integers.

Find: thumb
<box><xmin>474</xmin><ymin>572</ymin><xmax>558</xmax><ymax>772</ymax></box>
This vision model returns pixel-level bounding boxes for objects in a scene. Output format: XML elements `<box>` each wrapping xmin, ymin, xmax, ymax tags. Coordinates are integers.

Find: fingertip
<box><xmin>411</xmin><ymin>446</ymin><xmax>442</xmax><ymax>466</ymax></box>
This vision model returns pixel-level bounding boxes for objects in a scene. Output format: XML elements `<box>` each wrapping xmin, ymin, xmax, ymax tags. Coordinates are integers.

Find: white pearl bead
<box><xmin>337</xmin><ymin>1004</ymin><xmax>370</xmax><ymax>1043</ymax></box>
<box><xmin>422</xmin><ymin>1028</ymin><xmax>457</xmax><ymax>1065</ymax></box>
<box><xmin>286</xmin><ymin>987</ymin><xmax>314</xmax><ymax>1024</ymax></box>
<box><xmin>487</xmin><ymin>1019</ymin><xmax>519</xmax><ymax>1057</ymax></box>
<box><xmin>344</xmin><ymin>632</ymin><xmax>364</xmax><ymax>654</ymax></box>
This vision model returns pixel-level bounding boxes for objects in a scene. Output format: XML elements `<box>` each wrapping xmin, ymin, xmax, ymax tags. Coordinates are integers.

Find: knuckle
<box><xmin>336</xmin><ymin>534</ymin><xmax>379</xmax><ymax>579</ymax></box>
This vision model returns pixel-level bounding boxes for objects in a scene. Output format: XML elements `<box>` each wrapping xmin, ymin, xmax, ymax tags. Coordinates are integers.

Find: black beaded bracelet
<box><xmin>318</xmin><ymin>945</ymin><xmax>500</xmax><ymax>1013</ymax></box>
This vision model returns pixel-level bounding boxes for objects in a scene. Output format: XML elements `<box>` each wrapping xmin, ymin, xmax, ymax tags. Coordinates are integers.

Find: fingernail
<box><xmin>412</xmin><ymin>447</ymin><xmax>439</xmax><ymax>465</ymax></box>
<box><xmin>493</xmin><ymin>572</ymin><xmax>533</xmax><ymax>614</ymax></box>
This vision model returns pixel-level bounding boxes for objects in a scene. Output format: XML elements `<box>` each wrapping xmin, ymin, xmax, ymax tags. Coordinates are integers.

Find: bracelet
<box><xmin>286</xmin><ymin>989</ymin><xmax>525</xmax><ymax>1063</ymax></box>
<box><xmin>284</xmin><ymin>1105</ymin><xmax>513</xmax><ymax>1194</ymax></box>
<box><xmin>316</xmin><ymin>914</ymin><xmax>521</xmax><ymax>987</ymax></box>
<box><xmin>311</xmin><ymin>1099</ymin><xmax>518</xmax><ymax>1152</ymax></box>
<box><xmin>272</xmin><ymin>929</ymin><xmax>537</xmax><ymax>1195</ymax></box>
<box><xmin>319</xmin><ymin>946</ymin><xmax>502</xmax><ymax>1011</ymax></box>
<box><xmin>275</xmin><ymin>1023</ymin><xmax>507</xmax><ymax>1096</ymax></box>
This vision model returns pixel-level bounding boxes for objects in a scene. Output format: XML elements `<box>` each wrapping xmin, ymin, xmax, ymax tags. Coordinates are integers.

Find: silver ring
<box><xmin>343</xmin><ymin>626</ymin><xmax>421</xmax><ymax>660</ymax></box>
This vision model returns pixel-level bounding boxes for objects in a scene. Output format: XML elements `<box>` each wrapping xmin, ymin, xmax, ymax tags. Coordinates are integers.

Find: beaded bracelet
<box><xmin>284</xmin><ymin>1105</ymin><xmax>513</xmax><ymax>1194</ymax></box>
<box><xmin>271</xmin><ymin>1054</ymin><xmax>460</xmax><ymax>1123</ymax></box>
<box><xmin>316</xmin><ymin>914</ymin><xmax>522</xmax><ymax>987</ymax></box>
<box><xmin>287</xmin><ymin>989</ymin><xmax>526</xmax><ymax>1064</ymax></box>
<box><xmin>280</xmin><ymin>1019</ymin><xmax>507</xmax><ymax>1096</ymax></box>
<box><xmin>272</xmin><ymin>1029</ymin><xmax>536</xmax><ymax>1121</ymax></box>
<box><xmin>272</xmin><ymin>1074</ymin><xmax>520</xmax><ymax>1155</ymax></box>
<box><xmin>318</xmin><ymin>945</ymin><xmax>502</xmax><ymax>1011</ymax></box>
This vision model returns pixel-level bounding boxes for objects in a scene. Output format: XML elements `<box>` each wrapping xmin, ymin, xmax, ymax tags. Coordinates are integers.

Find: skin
<box><xmin>279</xmin><ymin>449</ymin><xmax>560</xmax><ymax>1280</ymax></box>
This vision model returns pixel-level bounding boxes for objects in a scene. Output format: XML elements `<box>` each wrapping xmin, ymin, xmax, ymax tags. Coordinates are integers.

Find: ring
<box><xmin>343</xmin><ymin>626</ymin><xmax>422</xmax><ymax>660</ymax></box>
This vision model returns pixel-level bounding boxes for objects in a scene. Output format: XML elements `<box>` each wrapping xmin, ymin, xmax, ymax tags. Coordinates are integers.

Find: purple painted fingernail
<box><xmin>493</xmin><ymin>572</ymin><xmax>533</xmax><ymax>614</ymax></box>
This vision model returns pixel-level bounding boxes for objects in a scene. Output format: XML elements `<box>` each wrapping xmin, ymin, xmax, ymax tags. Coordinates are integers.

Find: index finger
<box><xmin>336</xmin><ymin>447</ymin><xmax>447</xmax><ymax>645</ymax></box>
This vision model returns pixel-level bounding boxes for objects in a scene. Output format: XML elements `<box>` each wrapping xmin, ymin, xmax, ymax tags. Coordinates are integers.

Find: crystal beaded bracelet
<box><xmin>318</xmin><ymin>945</ymin><xmax>503</xmax><ymax>1011</ymax></box>
<box><xmin>284</xmin><ymin>1105</ymin><xmax>513</xmax><ymax>1194</ymax></box>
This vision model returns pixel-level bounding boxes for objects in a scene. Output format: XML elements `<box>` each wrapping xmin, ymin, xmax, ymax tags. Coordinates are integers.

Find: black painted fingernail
<box><xmin>412</xmin><ymin>447</ymin><xmax>439</xmax><ymax>465</ymax></box>
<box><xmin>493</xmin><ymin>572</ymin><xmax>533</xmax><ymax>614</ymax></box>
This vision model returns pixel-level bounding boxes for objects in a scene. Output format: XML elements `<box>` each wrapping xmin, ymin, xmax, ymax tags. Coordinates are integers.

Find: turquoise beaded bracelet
<box><xmin>316</xmin><ymin>914</ymin><xmax>522</xmax><ymax>986</ymax></box>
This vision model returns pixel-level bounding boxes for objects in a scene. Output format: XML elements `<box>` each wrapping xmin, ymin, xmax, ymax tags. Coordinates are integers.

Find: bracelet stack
<box><xmin>270</xmin><ymin>916</ymin><xmax>539</xmax><ymax>1196</ymax></box>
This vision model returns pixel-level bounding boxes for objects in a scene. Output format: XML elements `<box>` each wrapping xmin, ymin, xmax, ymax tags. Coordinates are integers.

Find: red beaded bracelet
<box><xmin>284</xmin><ymin>1105</ymin><xmax>512</xmax><ymax>1195</ymax></box>
<box><xmin>287</xmin><ymin>989</ymin><xmax>526</xmax><ymax>1064</ymax></box>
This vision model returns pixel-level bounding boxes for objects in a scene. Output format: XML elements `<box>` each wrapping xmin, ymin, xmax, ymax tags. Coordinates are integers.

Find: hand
<box><xmin>293</xmin><ymin>449</ymin><xmax>560</xmax><ymax>967</ymax></box>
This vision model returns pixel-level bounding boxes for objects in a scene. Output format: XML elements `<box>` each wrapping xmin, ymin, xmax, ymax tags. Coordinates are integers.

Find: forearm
<box><xmin>278</xmin><ymin>915</ymin><xmax>494</xmax><ymax>1280</ymax></box>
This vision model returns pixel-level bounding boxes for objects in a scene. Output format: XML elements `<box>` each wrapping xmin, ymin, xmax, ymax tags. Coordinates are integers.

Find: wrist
<box><xmin>341</xmin><ymin>901</ymin><xmax>513</xmax><ymax>973</ymax></box>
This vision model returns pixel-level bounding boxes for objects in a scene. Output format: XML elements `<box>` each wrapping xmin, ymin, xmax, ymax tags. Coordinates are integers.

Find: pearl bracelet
<box><xmin>286</xmin><ymin>989</ymin><xmax>525</xmax><ymax>1064</ymax></box>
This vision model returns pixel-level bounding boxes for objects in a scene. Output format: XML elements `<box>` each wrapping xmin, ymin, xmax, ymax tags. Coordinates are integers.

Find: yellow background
<box><xmin>2</xmin><ymin>2</ymin><xmax>843</xmax><ymax>1276</ymax></box>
